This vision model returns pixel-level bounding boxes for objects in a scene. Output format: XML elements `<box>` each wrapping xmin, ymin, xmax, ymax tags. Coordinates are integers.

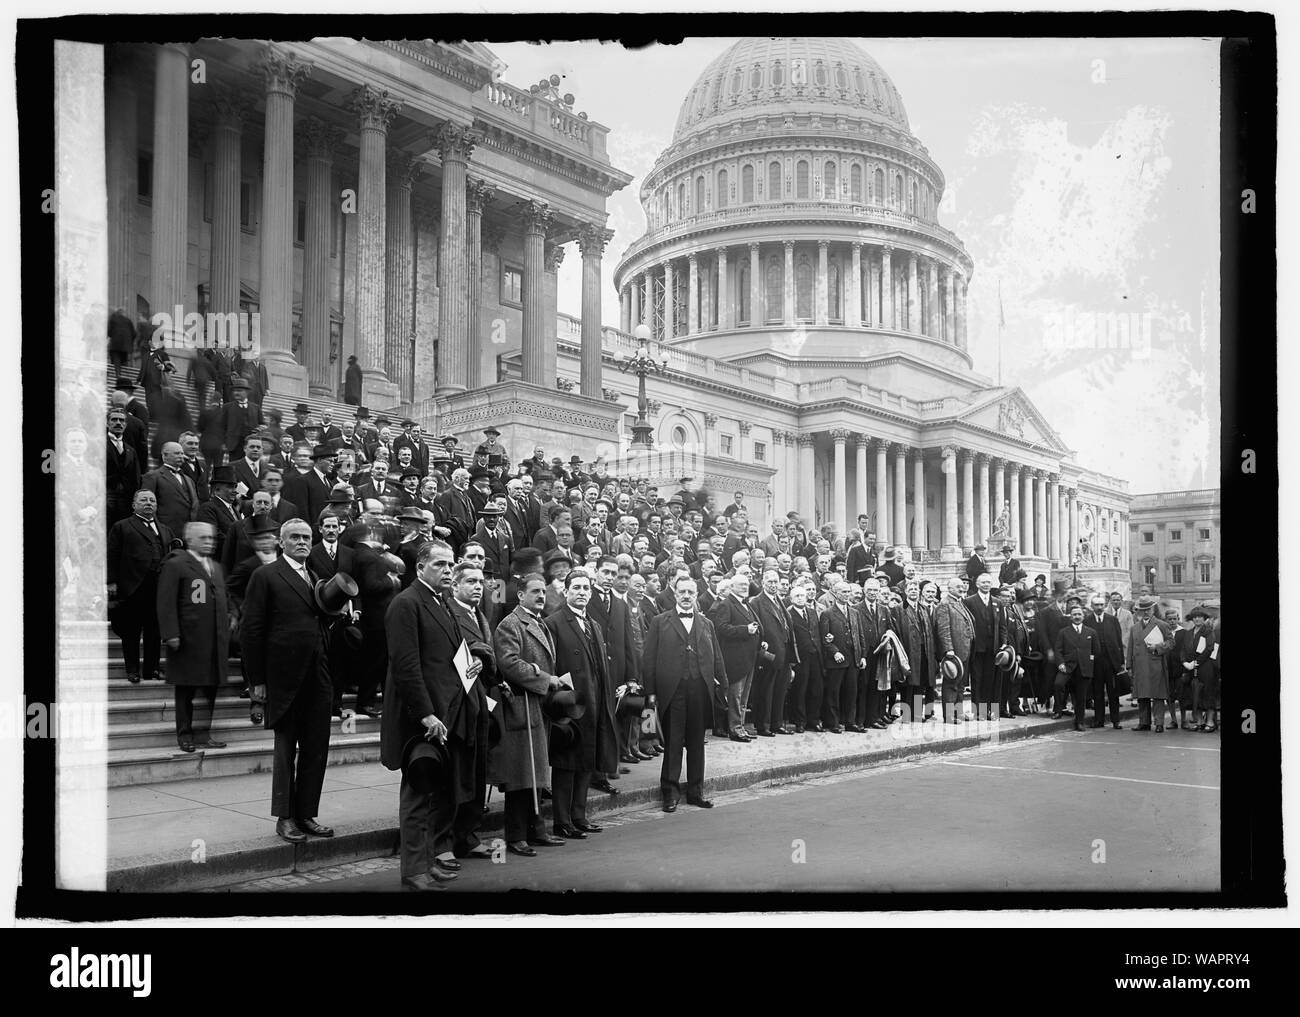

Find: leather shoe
<box><xmin>618</xmin><ymin>766</ymin><xmax>632</xmax><ymax>774</ymax></box>
<box><xmin>830</xmin><ymin>724</ymin><xmax>845</xmax><ymax>734</ymax></box>
<box><xmin>178</xmin><ymin>739</ymin><xmax>196</xmax><ymax>753</ymax></box>
<box><xmin>1073</xmin><ymin>723</ymin><xmax>1085</xmax><ymax>732</ymax></box>
<box><xmin>297</xmin><ymin>818</ymin><xmax>334</xmax><ymax>837</ymax></box>
<box><xmin>196</xmin><ymin>737</ymin><xmax>226</xmax><ymax>749</ymax></box>
<box><xmin>773</xmin><ymin>726</ymin><xmax>792</xmax><ymax>735</ymax></box>
<box><xmin>527</xmin><ymin>834</ymin><xmax>566</xmax><ymax>847</ymax></box>
<box><xmin>554</xmin><ymin>825</ymin><xmax>587</xmax><ymax>840</ymax></box>
<box><xmin>401</xmin><ymin>873</ymin><xmax>446</xmax><ymax>892</ymax></box>
<box><xmin>506</xmin><ymin>841</ymin><xmax>537</xmax><ymax>857</ymax></box>
<box><xmin>276</xmin><ymin>818</ymin><xmax>307</xmax><ymax>844</ymax></box>
<box><xmin>1051</xmin><ymin>711</ymin><xmax>1064</xmax><ymax>720</ymax></box>
<box><xmin>871</xmin><ymin>720</ymin><xmax>888</xmax><ymax>730</ymax></box>
<box><xmin>126</xmin><ymin>672</ymin><xmax>141</xmax><ymax>684</ymax></box>
<box><xmin>810</xmin><ymin>722</ymin><xmax>824</xmax><ymax>732</ymax></box>
<box><xmin>713</xmin><ymin>728</ymin><xmax>730</xmax><ymax>738</ymax></box>
<box><xmin>591</xmin><ymin>779</ymin><xmax>620</xmax><ymax>795</ymax></box>
<box><xmin>573</xmin><ymin>821</ymin><xmax>603</xmax><ymax>834</ymax></box>
<box><xmin>634</xmin><ymin>748</ymin><xmax>655</xmax><ymax>760</ymax></box>
<box><xmin>794</xmin><ymin>725</ymin><xmax>805</xmax><ymax>733</ymax></box>
<box><xmin>427</xmin><ymin>864</ymin><xmax>458</xmax><ymax>883</ymax></box>
<box><xmin>728</xmin><ymin>732</ymin><xmax>751</xmax><ymax>743</ymax></box>
<box><xmin>458</xmin><ymin>844</ymin><xmax>493</xmax><ymax>860</ymax></box>
<box><xmin>359</xmin><ymin>706</ymin><xmax>383</xmax><ymax>719</ymax></box>
<box><xmin>662</xmin><ymin>799</ymin><xmax>678</xmax><ymax>813</ymax></box>
<box><xmin>620</xmin><ymin>753</ymin><xmax>639</xmax><ymax>764</ymax></box>
<box><xmin>433</xmin><ymin>856</ymin><xmax>462</xmax><ymax>872</ymax></box>
<box><xmin>1112</xmin><ymin>723</ymin><xmax>1124</xmax><ymax>729</ymax></box>
<box><xmin>757</xmin><ymin>728</ymin><xmax>775</xmax><ymax>737</ymax></box>
<box><xmin>686</xmin><ymin>795</ymin><xmax>714</xmax><ymax>809</ymax></box>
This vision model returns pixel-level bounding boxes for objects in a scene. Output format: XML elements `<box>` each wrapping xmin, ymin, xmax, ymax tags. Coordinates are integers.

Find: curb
<box><xmin>108</xmin><ymin>707</ymin><xmax>1139</xmax><ymax>892</ymax></box>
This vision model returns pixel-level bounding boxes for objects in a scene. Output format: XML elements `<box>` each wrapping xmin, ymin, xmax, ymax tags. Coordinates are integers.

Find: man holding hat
<box><xmin>1126</xmin><ymin>597</ymin><xmax>1174</xmax><ymax>731</ymax></box>
<box><xmin>1082</xmin><ymin>593</ymin><xmax>1126</xmax><ymax>729</ymax></box>
<box><xmin>935</xmin><ymin>577</ymin><xmax>975</xmax><ymax>723</ymax></box>
<box><xmin>241</xmin><ymin>519</ymin><xmax>342</xmax><ymax>844</ymax></box>
<box><xmin>157</xmin><ymin>521</ymin><xmax>229</xmax><ymax>752</ymax></box>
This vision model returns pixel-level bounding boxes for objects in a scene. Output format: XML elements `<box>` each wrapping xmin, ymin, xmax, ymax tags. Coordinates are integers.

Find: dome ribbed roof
<box><xmin>671</xmin><ymin>37</ymin><xmax>910</xmax><ymax>144</ymax></box>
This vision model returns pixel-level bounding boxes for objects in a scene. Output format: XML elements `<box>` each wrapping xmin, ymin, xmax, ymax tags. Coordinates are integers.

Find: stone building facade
<box><xmin>1129</xmin><ymin>489</ymin><xmax>1221</xmax><ymax>605</ymax></box>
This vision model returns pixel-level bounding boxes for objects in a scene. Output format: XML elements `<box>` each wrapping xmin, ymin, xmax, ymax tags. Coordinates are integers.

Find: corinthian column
<box><xmin>577</xmin><ymin>224</ymin><xmax>611</xmax><ymax>398</ymax></box>
<box><xmin>907</xmin><ymin>252</ymin><xmax>920</xmax><ymax>334</ymax></box>
<box><xmin>433</xmin><ymin>122</ymin><xmax>478</xmax><ymax>395</ymax></box>
<box><xmin>464</xmin><ymin>176</ymin><xmax>494</xmax><ymax>390</ymax></box>
<box><xmin>150</xmin><ymin>43</ymin><xmax>190</xmax><ymax>343</ymax></box>
<box><xmin>797</xmin><ymin>434</ymin><xmax>817</xmax><ymax>525</ymax></box>
<box><xmin>1034</xmin><ymin>470</ymin><xmax>1048</xmax><ymax>558</ymax></box>
<box><xmin>749</xmin><ymin>242</ymin><xmax>762</xmax><ymax>325</ymax></box>
<box><xmin>1007</xmin><ymin>463</ymin><xmax>1021</xmax><ymax>554</ymax></box>
<box><xmin>1021</xmin><ymin>467</ymin><xmax>1035</xmax><ymax>555</ymax></box>
<box><xmin>960</xmin><ymin>450</ymin><xmax>974</xmax><ymax>555</ymax></box>
<box><xmin>911</xmin><ymin>448</ymin><xmax>927</xmax><ymax>555</ymax></box>
<box><xmin>854</xmin><ymin>434</ymin><xmax>869</xmax><ymax>521</ymax></box>
<box><xmin>385</xmin><ymin>151</ymin><xmax>421</xmax><ymax>401</ymax></box>
<box><xmin>106</xmin><ymin>46</ymin><xmax>140</xmax><ymax>316</ymax></box>
<box><xmin>893</xmin><ymin>443</ymin><xmax>908</xmax><ymax>549</ymax></box>
<box><xmin>349</xmin><ymin>83</ymin><xmax>401</xmax><ymax>400</ymax></box>
<box><xmin>717</xmin><ymin>247</ymin><xmax>730</xmax><ymax>330</ymax></box>
<box><xmin>880</xmin><ymin>245</ymin><xmax>894</xmax><ymax>330</ymax></box>
<box><xmin>830</xmin><ymin>429</ymin><xmax>849</xmax><ymax>529</ymax></box>
<box><xmin>874</xmin><ymin>438</ymin><xmax>889</xmax><ymax>544</ymax></box>
<box><xmin>848</xmin><ymin>243</ymin><xmax>862</xmax><ymax>327</ymax></box>
<box><xmin>519</xmin><ymin>199</ymin><xmax>552</xmax><ymax>385</ymax></box>
<box><xmin>941</xmin><ymin>445</ymin><xmax>959</xmax><ymax>558</ymax></box>
<box><xmin>300</xmin><ymin>117</ymin><xmax>342</xmax><ymax>397</ymax></box>
<box><xmin>257</xmin><ymin>46</ymin><xmax>312</xmax><ymax>393</ymax></box>
<box><xmin>976</xmin><ymin>453</ymin><xmax>990</xmax><ymax>547</ymax></box>
<box><xmin>209</xmin><ymin>88</ymin><xmax>249</xmax><ymax>321</ymax></box>
<box><xmin>1048</xmin><ymin>473</ymin><xmax>1061</xmax><ymax>562</ymax></box>
<box><xmin>783</xmin><ymin>240</ymin><xmax>795</xmax><ymax>326</ymax></box>
<box><xmin>944</xmin><ymin>266</ymin><xmax>956</xmax><ymax>343</ymax></box>
<box><xmin>687</xmin><ymin>255</ymin><xmax>698</xmax><ymax>334</ymax></box>
<box><xmin>663</xmin><ymin>259</ymin><xmax>675</xmax><ymax>340</ymax></box>
<box><xmin>815</xmin><ymin>240</ymin><xmax>829</xmax><ymax>326</ymax></box>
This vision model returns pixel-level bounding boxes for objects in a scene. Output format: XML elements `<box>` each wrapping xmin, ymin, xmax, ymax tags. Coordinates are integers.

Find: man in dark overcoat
<box><xmin>156</xmin><ymin>521</ymin><xmax>229</xmax><ymax>752</ymax></box>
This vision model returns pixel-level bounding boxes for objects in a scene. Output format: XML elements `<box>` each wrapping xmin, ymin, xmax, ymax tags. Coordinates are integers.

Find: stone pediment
<box><xmin>956</xmin><ymin>388</ymin><xmax>1069</xmax><ymax>454</ymax></box>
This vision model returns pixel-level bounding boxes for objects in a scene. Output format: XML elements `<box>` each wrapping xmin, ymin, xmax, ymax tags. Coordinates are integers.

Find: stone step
<box><xmin>106</xmin><ymin>690</ymin><xmax>372</xmax><ymax>724</ymax></box>
<box><xmin>107</xmin><ymin>710</ymin><xmax>383</xmax><ymax>752</ymax></box>
<box><xmin>107</xmin><ymin>731</ymin><xmax>384</xmax><ymax>787</ymax></box>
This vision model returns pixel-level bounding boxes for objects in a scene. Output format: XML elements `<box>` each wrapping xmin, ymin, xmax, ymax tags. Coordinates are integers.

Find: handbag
<box><xmin>1115</xmin><ymin>669</ymin><xmax>1133</xmax><ymax>697</ymax></box>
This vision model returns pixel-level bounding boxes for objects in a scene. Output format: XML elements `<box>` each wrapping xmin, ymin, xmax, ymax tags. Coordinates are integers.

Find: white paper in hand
<box><xmin>453</xmin><ymin>639</ymin><xmax>476</xmax><ymax>694</ymax></box>
<box><xmin>1196</xmin><ymin>636</ymin><xmax>1207</xmax><ymax>655</ymax></box>
<box><xmin>485</xmin><ymin>696</ymin><xmax>498</xmax><ymax>713</ymax></box>
<box><xmin>1143</xmin><ymin>626</ymin><xmax>1165</xmax><ymax>649</ymax></box>
<box><xmin>555</xmin><ymin>672</ymin><xmax>574</xmax><ymax>690</ymax></box>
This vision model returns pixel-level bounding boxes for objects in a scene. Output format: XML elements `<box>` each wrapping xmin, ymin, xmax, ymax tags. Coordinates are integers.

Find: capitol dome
<box><xmin>671</xmin><ymin>37</ymin><xmax>911</xmax><ymax>145</ymax></box>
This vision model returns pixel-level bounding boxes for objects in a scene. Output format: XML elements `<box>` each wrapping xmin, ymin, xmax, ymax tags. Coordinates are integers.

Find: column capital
<box><xmin>389</xmin><ymin>149</ymin><xmax>423</xmax><ymax>189</ymax></box>
<box><xmin>797</xmin><ymin>433</ymin><xmax>816</xmax><ymax>448</ymax></box>
<box><xmin>465</xmin><ymin>176</ymin><xmax>495</xmax><ymax>215</ymax></box>
<box><xmin>545</xmin><ymin>242</ymin><xmax>566</xmax><ymax>273</ymax></box>
<box><xmin>350</xmin><ymin>83</ymin><xmax>401</xmax><ymax>131</ymax></box>
<box><xmin>703</xmin><ymin>413</ymin><xmax>719</xmax><ymax>428</ymax></box>
<box><xmin>988</xmin><ymin>456</ymin><xmax>1003</xmax><ymax>471</ymax></box>
<box><xmin>959</xmin><ymin>449</ymin><xmax>974</xmax><ymax>466</ymax></box>
<box><xmin>1066</xmin><ymin>487</ymin><xmax>1078</xmax><ymax>498</ymax></box>
<box><xmin>747</xmin><ymin>241</ymin><xmax>761</xmax><ymax>254</ymax></box>
<box><xmin>298</xmin><ymin>116</ymin><xmax>344</xmax><ymax>159</ymax></box>
<box><xmin>1004</xmin><ymin>460</ymin><xmax>1021</xmax><ymax>476</ymax></box>
<box><xmin>1048</xmin><ymin>472</ymin><xmax>1061</xmax><ymax>485</ymax></box>
<box><xmin>829</xmin><ymin>427</ymin><xmax>850</xmax><ymax>443</ymax></box>
<box><xmin>817</xmin><ymin>238</ymin><xmax>829</xmax><ymax>251</ymax></box>
<box><xmin>688</xmin><ymin>252</ymin><xmax>699</xmax><ymax>266</ymax></box>
<box><xmin>715</xmin><ymin>245</ymin><xmax>729</xmax><ymax>260</ymax></box>
<box><xmin>210</xmin><ymin>85</ymin><xmax>253</xmax><ymax>128</ymax></box>
<box><xmin>891</xmin><ymin>442</ymin><xmax>910</xmax><ymax>459</ymax></box>
<box><xmin>1033</xmin><ymin>469</ymin><xmax>1048</xmax><ymax>482</ymax></box>
<box><xmin>850</xmin><ymin>240</ymin><xmax>863</xmax><ymax>252</ymax></box>
<box><xmin>577</xmin><ymin>223</ymin><xmax>614</xmax><ymax>257</ymax></box>
<box><xmin>432</xmin><ymin>122</ymin><xmax>479</xmax><ymax>163</ymax></box>
<box><xmin>782</xmin><ymin>239</ymin><xmax>795</xmax><ymax>252</ymax></box>
<box><xmin>975</xmin><ymin>452</ymin><xmax>990</xmax><ymax>467</ymax></box>
<box><xmin>519</xmin><ymin>199</ymin><xmax>552</xmax><ymax>237</ymax></box>
<box><xmin>259</xmin><ymin>44</ymin><xmax>313</xmax><ymax>99</ymax></box>
<box><xmin>188</xmin><ymin>125</ymin><xmax>209</xmax><ymax>160</ymax></box>
<box><xmin>907</xmin><ymin>445</ymin><xmax>925</xmax><ymax>464</ymax></box>
<box><xmin>881</xmin><ymin>244</ymin><xmax>894</xmax><ymax>256</ymax></box>
<box><xmin>854</xmin><ymin>433</ymin><xmax>871</xmax><ymax>449</ymax></box>
<box><xmin>784</xmin><ymin>431</ymin><xmax>797</xmax><ymax>447</ymax></box>
<box><xmin>739</xmin><ymin>421</ymin><xmax>753</xmax><ymax>436</ymax></box>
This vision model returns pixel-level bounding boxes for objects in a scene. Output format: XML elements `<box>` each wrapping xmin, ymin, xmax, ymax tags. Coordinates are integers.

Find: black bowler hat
<box><xmin>314</xmin><ymin>571</ymin><xmax>359</xmax><ymax>615</ymax></box>
<box><xmin>400</xmin><ymin>467</ymin><xmax>422</xmax><ymax>480</ymax></box>
<box><xmin>311</xmin><ymin>444</ymin><xmax>336</xmax><ymax>460</ymax></box>
<box><xmin>400</xmin><ymin>735</ymin><xmax>450</xmax><ymax>795</ymax></box>
<box><xmin>469</xmin><ymin>467</ymin><xmax>491</xmax><ymax>481</ymax></box>
<box><xmin>355</xmin><ymin>406</ymin><xmax>370</xmax><ymax>419</ymax></box>
<box><xmin>210</xmin><ymin>464</ymin><xmax>238</xmax><ymax>486</ymax></box>
<box><xmin>294</xmin><ymin>403</ymin><xmax>311</xmax><ymax>415</ymax></box>
<box><xmin>248</xmin><ymin>514</ymin><xmax>279</xmax><ymax>536</ymax></box>
<box><xmin>114</xmin><ymin>378</ymin><xmax>135</xmax><ymax>392</ymax></box>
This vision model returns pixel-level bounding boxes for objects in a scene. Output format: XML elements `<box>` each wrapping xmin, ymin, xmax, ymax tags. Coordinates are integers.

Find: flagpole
<box><xmin>997</xmin><ymin>277</ymin><xmax>1004</xmax><ymax>386</ymax></box>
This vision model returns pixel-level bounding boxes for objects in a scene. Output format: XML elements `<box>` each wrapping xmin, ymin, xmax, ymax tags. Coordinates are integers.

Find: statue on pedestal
<box><xmin>990</xmin><ymin>500</ymin><xmax>1011</xmax><ymax>545</ymax></box>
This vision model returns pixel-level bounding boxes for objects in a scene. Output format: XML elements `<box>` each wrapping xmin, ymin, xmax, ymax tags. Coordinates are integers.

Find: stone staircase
<box><xmin>62</xmin><ymin>623</ymin><xmax>384</xmax><ymax>788</ymax></box>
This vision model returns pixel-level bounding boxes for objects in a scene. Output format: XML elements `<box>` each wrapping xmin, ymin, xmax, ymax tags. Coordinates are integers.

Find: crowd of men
<box><xmin>102</xmin><ymin>384</ymin><xmax>1223</xmax><ymax>892</ymax></box>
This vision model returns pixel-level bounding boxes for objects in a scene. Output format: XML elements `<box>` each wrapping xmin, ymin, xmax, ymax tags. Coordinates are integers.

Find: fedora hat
<box><xmin>248</xmin><ymin>514</ymin><xmax>279</xmax><ymax>536</ymax></box>
<box><xmin>327</xmin><ymin>488</ymin><xmax>355</xmax><ymax>505</ymax></box>
<box><xmin>940</xmin><ymin>652</ymin><xmax>965</xmax><ymax>684</ymax></box>
<box><xmin>400</xmin><ymin>735</ymin><xmax>449</xmax><ymax>795</ymax></box>
<box><xmin>994</xmin><ymin>644</ymin><xmax>1018</xmax><ymax>672</ymax></box>
<box><xmin>311</xmin><ymin>444</ymin><xmax>335</xmax><ymax>460</ymax></box>
<box><xmin>483</xmin><ymin>426</ymin><xmax>501</xmax><ymax>437</ymax></box>
<box><xmin>314</xmin><ymin>571</ymin><xmax>359</xmax><ymax>615</ymax></box>
<box><xmin>396</xmin><ymin>506</ymin><xmax>426</xmax><ymax>523</ymax></box>
<box><xmin>544</xmin><ymin>687</ymin><xmax>586</xmax><ymax>723</ymax></box>
<box><xmin>209</xmin><ymin>464</ymin><xmax>238</xmax><ymax>486</ymax></box>
<box><xmin>1135</xmin><ymin>594</ymin><xmax>1160</xmax><ymax>611</ymax></box>
<box><xmin>882</xmin><ymin>547</ymin><xmax>897</xmax><ymax>561</ymax></box>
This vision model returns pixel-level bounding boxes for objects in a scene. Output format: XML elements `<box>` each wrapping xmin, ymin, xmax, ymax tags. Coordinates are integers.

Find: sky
<box><xmin>488</xmin><ymin>37</ymin><xmax>1218</xmax><ymax>495</ymax></box>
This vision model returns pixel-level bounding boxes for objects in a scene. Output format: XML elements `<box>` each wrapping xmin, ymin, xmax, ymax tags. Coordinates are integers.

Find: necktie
<box><xmin>678</xmin><ymin>612</ymin><xmax>693</xmax><ymax>618</ymax></box>
<box><xmin>326</xmin><ymin>543</ymin><xmax>336</xmax><ymax>561</ymax></box>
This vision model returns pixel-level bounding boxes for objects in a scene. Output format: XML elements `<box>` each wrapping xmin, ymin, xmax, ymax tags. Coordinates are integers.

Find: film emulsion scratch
<box><xmin>33</xmin><ymin>26</ymin><xmax>1256</xmax><ymax>910</ymax></box>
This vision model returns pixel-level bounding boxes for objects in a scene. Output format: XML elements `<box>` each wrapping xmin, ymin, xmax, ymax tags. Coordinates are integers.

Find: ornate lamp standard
<box><xmin>614</xmin><ymin>323</ymin><xmax>669</xmax><ymax>451</ymax></box>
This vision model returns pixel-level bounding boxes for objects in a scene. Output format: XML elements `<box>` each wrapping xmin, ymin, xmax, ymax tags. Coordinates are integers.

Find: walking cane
<box><xmin>525</xmin><ymin>693</ymin><xmax>539</xmax><ymax>815</ymax></box>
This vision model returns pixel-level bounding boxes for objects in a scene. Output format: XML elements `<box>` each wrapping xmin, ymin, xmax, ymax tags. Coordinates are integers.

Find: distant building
<box><xmin>1129</xmin><ymin>489</ymin><xmax>1220</xmax><ymax>605</ymax></box>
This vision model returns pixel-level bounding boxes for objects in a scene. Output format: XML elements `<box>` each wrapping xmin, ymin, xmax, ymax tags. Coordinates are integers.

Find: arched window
<box><xmin>695</xmin><ymin>175</ymin><xmax>705</xmax><ymax>212</ymax></box>
<box><xmin>823</xmin><ymin>161</ymin><xmax>837</xmax><ymax>200</ymax></box>
<box><xmin>765</xmin><ymin>256</ymin><xmax>782</xmax><ymax>321</ymax></box>
<box><xmin>768</xmin><ymin>161</ymin><xmax>782</xmax><ymax>201</ymax></box>
<box><xmin>731</xmin><ymin>68</ymin><xmax>744</xmax><ymax>95</ymax></box>
<box><xmin>910</xmin><ymin>179</ymin><xmax>918</xmax><ymax>213</ymax></box>
<box><xmin>814</xmin><ymin>61</ymin><xmax>827</xmax><ymax>87</ymax></box>
<box><xmin>742</xmin><ymin>164</ymin><xmax>754</xmax><ymax>203</ymax></box>
<box><xmin>716</xmin><ymin>168</ymin><xmax>728</xmax><ymax>209</ymax></box>
<box><xmin>772</xmin><ymin>61</ymin><xmax>784</xmax><ymax>87</ymax></box>
<box><xmin>835</xmin><ymin>65</ymin><xmax>848</xmax><ymax>90</ymax></box>
<box><xmin>894</xmin><ymin>172</ymin><xmax>903</xmax><ymax>209</ymax></box>
<box><xmin>677</xmin><ymin>181</ymin><xmax>685</xmax><ymax>217</ymax></box>
<box><xmin>738</xmin><ymin>263</ymin><xmax>750</xmax><ymax>324</ymax></box>
<box><xmin>828</xmin><ymin>260</ymin><xmax>841</xmax><ymax>320</ymax></box>
<box><xmin>854</xmin><ymin>67</ymin><xmax>865</xmax><ymax>95</ymax></box>
<box><xmin>796</xmin><ymin>159</ymin><xmax>809</xmax><ymax>199</ymax></box>
<box><xmin>795</xmin><ymin>251</ymin><xmax>813</xmax><ymax>319</ymax></box>
<box><xmin>750</xmin><ymin>65</ymin><xmax>763</xmax><ymax>90</ymax></box>
<box><xmin>873</xmin><ymin>167</ymin><xmax>884</xmax><ymax>204</ymax></box>
<box><xmin>851</xmin><ymin>163</ymin><xmax>863</xmax><ymax>202</ymax></box>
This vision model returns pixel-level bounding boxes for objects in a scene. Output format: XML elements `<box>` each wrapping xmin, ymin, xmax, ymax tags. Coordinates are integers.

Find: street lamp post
<box><xmin>615</xmin><ymin>323</ymin><xmax>669</xmax><ymax>450</ymax></box>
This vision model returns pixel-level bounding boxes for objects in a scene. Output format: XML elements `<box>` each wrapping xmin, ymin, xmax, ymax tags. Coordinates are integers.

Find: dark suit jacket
<box><xmin>545</xmin><ymin>606</ymin><xmax>619</xmax><ymax>774</ymax></box>
<box><xmin>846</xmin><ymin>543</ymin><xmax>877</xmax><ymax>584</ymax></box>
<box><xmin>965</xmin><ymin>554</ymin><xmax>990</xmax><ymax>584</ymax></box>
<box><xmin>1035</xmin><ymin>603</ymin><xmax>1068</xmax><ymax>664</ymax></box>
<box><xmin>284</xmin><ymin>468</ymin><xmax>332</xmax><ymax>531</ymax></box>
<box><xmin>964</xmin><ymin>593</ymin><xmax>1003</xmax><ymax>653</ymax></box>
<box><xmin>998</xmin><ymin>557</ymin><xmax>1025</xmax><ymax>586</ymax></box>
<box><xmin>232</xmin><ymin>458</ymin><xmax>266</xmax><ymax>495</ymax></box>
<box><xmin>181</xmin><ymin>456</ymin><xmax>210</xmax><ymax>504</ymax></box>
<box><xmin>1081</xmin><ymin>611</ymin><xmax>1124</xmax><ymax>672</ymax></box>
<box><xmin>788</xmin><ymin>602</ymin><xmax>819</xmax><ymax>667</ymax></box>
<box><xmin>472</xmin><ymin>521</ymin><xmax>512</xmax><ymax>579</ymax></box>
<box><xmin>123</xmin><ymin>414</ymin><xmax>149</xmax><ymax>469</ymax></box>
<box><xmin>269</xmin><ymin>497</ymin><xmax>302</xmax><ymax>524</ymax></box>
<box><xmin>749</xmin><ymin>592</ymin><xmax>794</xmax><ymax>677</ymax></box>
<box><xmin>108</xmin><ymin>514</ymin><xmax>175</xmax><ymax>597</ymax></box>
<box><xmin>819</xmin><ymin>601</ymin><xmax>858</xmax><ymax>671</ymax></box>
<box><xmin>641</xmin><ymin>609</ymin><xmax>727</xmax><ymax>709</ymax></box>
<box><xmin>141</xmin><ymin>466</ymin><xmax>198</xmax><ymax>535</ymax></box>
<box><xmin>220</xmin><ymin>399</ymin><xmax>263</xmax><ymax>458</ymax></box>
<box><xmin>240</xmin><ymin>556</ymin><xmax>330</xmax><ymax>727</ymax></box>
<box><xmin>196</xmin><ymin>496</ymin><xmax>242</xmax><ymax>562</ymax></box>
<box><xmin>308</xmin><ymin>540</ymin><xmax>354</xmax><ymax>581</ymax></box>
<box><xmin>855</xmin><ymin>598</ymin><xmax>893</xmax><ymax>658</ymax></box>
<box><xmin>587</xmin><ymin>589</ymin><xmax>640</xmax><ymax>689</ymax></box>
<box><xmin>533</xmin><ymin>526</ymin><xmax>561</xmax><ymax>555</ymax></box>
<box><xmin>1055</xmin><ymin>623</ymin><xmax>1099</xmax><ymax>679</ymax></box>
<box><xmin>504</xmin><ymin>499</ymin><xmax>531</xmax><ymax>551</ymax></box>
<box><xmin>106</xmin><ymin>439</ymin><xmax>141</xmax><ymax>514</ymax></box>
<box><xmin>433</xmin><ymin>487</ymin><xmax>476</xmax><ymax>550</ymax></box>
<box><xmin>709</xmin><ymin>595</ymin><xmax>761</xmax><ymax>687</ymax></box>
<box><xmin>380</xmin><ymin>580</ymin><xmax>486</xmax><ymax>804</ymax></box>
<box><xmin>222</xmin><ymin>513</ymin><xmax>275</xmax><ymax>573</ymax></box>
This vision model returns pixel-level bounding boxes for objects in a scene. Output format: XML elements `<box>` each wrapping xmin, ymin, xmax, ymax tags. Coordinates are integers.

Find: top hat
<box><xmin>483</xmin><ymin>426</ymin><xmax>501</xmax><ymax>437</ymax></box>
<box><xmin>1052</xmin><ymin>578</ymin><xmax>1070</xmax><ymax>596</ymax></box>
<box><xmin>487</xmin><ymin>453</ymin><xmax>504</xmax><ymax>466</ymax></box>
<box><xmin>544</xmin><ymin>687</ymin><xmax>587</xmax><ymax>723</ymax></box>
<box><xmin>355</xmin><ymin>406</ymin><xmax>370</xmax><ymax>419</ymax></box>
<box><xmin>314</xmin><ymin>571</ymin><xmax>359</xmax><ymax>615</ymax></box>
<box><xmin>294</xmin><ymin>403</ymin><xmax>311</xmax><ymax>415</ymax></box>
<box><xmin>400</xmin><ymin>735</ymin><xmax>449</xmax><ymax>796</ymax></box>
<box><xmin>209</xmin><ymin>464</ymin><xmax>238</xmax><ymax>486</ymax></box>
<box><xmin>469</xmin><ymin>466</ymin><xmax>492</xmax><ymax>481</ymax></box>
